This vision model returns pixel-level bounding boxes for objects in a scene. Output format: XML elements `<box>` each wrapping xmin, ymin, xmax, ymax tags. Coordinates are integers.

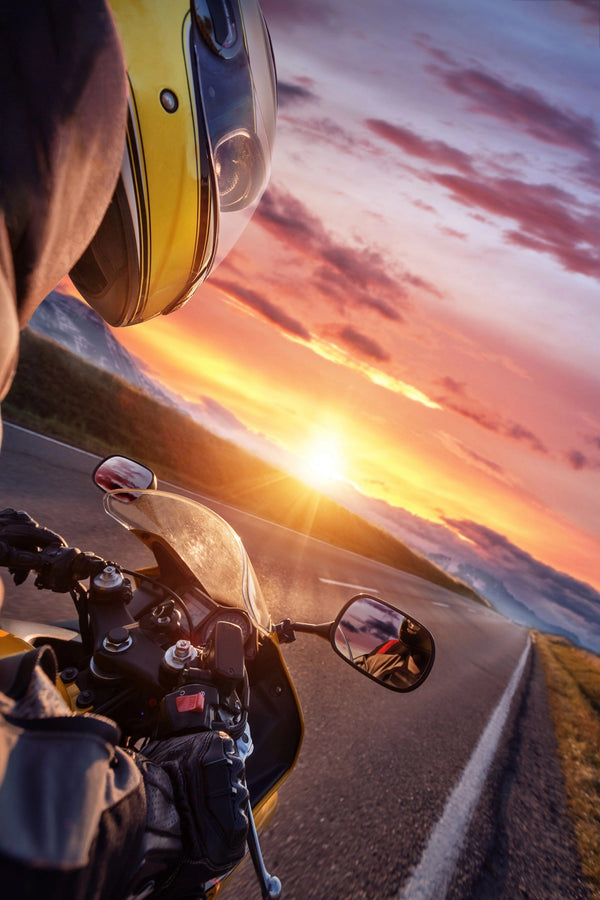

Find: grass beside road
<box><xmin>537</xmin><ymin>632</ymin><xmax>600</xmax><ymax>898</ymax></box>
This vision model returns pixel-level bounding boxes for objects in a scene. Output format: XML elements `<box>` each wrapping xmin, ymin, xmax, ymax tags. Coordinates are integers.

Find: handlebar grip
<box><xmin>0</xmin><ymin>541</ymin><xmax>110</xmax><ymax>592</ymax></box>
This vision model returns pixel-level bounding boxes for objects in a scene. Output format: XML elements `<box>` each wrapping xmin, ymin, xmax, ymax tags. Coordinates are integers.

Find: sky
<box><xmin>72</xmin><ymin>0</ymin><xmax>600</xmax><ymax>637</ymax></box>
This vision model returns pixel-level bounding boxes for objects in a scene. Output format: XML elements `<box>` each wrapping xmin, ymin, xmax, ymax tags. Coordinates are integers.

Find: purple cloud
<box><xmin>255</xmin><ymin>186</ymin><xmax>441</xmax><ymax>318</ymax></box>
<box><xmin>437</xmin><ymin>376</ymin><xmax>467</xmax><ymax>395</ymax></box>
<box><xmin>506</xmin><ymin>228</ymin><xmax>600</xmax><ymax>280</ymax></box>
<box><xmin>431</xmin><ymin>172</ymin><xmax>600</xmax><ymax>280</ymax></box>
<box><xmin>437</xmin><ymin>225</ymin><xmax>468</xmax><ymax>240</ymax></box>
<box><xmin>320</xmin><ymin>242</ymin><xmax>395</xmax><ymax>292</ymax></box>
<box><xmin>460</xmin><ymin>446</ymin><xmax>506</xmax><ymax>476</ymax></box>
<box><xmin>336</xmin><ymin>325</ymin><xmax>390</xmax><ymax>361</ymax></box>
<box><xmin>436</xmin><ymin>391</ymin><xmax>548</xmax><ymax>454</ymax></box>
<box><xmin>299</xmin><ymin>117</ymin><xmax>357</xmax><ymax>148</ymax></box>
<box><xmin>566</xmin><ymin>449</ymin><xmax>590</xmax><ymax>470</ymax></box>
<box><xmin>278</xmin><ymin>81</ymin><xmax>319</xmax><ymax>108</ymax></box>
<box><xmin>365</xmin><ymin>119</ymin><xmax>476</xmax><ymax>175</ymax></box>
<box><xmin>561</xmin><ymin>0</ymin><xmax>600</xmax><ymax>28</ymax></box>
<box><xmin>425</xmin><ymin>58</ymin><xmax>600</xmax><ymax>189</ymax></box>
<box><xmin>565</xmin><ymin>449</ymin><xmax>600</xmax><ymax>471</ymax></box>
<box><xmin>211</xmin><ymin>278</ymin><xmax>312</xmax><ymax>340</ymax></box>
<box><xmin>311</xmin><ymin>266</ymin><xmax>404</xmax><ymax>322</ymax></box>
<box><xmin>437</xmin><ymin>66</ymin><xmax>600</xmax><ymax>157</ymax></box>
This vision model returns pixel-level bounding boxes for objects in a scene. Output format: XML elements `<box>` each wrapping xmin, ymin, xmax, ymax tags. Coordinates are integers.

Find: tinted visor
<box><xmin>190</xmin><ymin>0</ymin><xmax>276</xmax><ymax>259</ymax></box>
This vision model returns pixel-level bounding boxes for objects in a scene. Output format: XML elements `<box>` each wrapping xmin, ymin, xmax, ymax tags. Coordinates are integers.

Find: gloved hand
<box><xmin>34</xmin><ymin>545</ymin><xmax>108</xmax><ymax>593</ymax></box>
<box><xmin>0</xmin><ymin>508</ymin><xmax>66</xmax><ymax>585</ymax></box>
<box><xmin>128</xmin><ymin>730</ymin><xmax>250</xmax><ymax>899</ymax></box>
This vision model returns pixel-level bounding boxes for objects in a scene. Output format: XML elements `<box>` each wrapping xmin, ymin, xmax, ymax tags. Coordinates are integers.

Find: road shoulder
<box><xmin>448</xmin><ymin>642</ymin><xmax>589</xmax><ymax>900</ymax></box>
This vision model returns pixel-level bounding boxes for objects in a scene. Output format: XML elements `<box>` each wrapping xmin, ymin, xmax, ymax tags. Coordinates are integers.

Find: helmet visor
<box><xmin>191</xmin><ymin>0</ymin><xmax>277</xmax><ymax>265</ymax></box>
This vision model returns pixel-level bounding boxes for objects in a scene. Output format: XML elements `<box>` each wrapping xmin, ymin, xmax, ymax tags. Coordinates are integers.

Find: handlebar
<box><xmin>0</xmin><ymin>536</ymin><xmax>250</xmax><ymax>740</ymax></box>
<box><xmin>0</xmin><ymin>541</ymin><xmax>108</xmax><ymax>592</ymax></box>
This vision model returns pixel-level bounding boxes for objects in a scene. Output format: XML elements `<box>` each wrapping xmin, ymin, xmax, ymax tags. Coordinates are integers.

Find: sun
<box><xmin>299</xmin><ymin>434</ymin><xmax>344</xmax><ymax>488</ymax></box>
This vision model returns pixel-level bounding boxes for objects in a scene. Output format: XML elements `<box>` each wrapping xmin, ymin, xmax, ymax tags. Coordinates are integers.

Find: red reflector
<box><xmin>175</xmin><ymin>692</ymin><xmax>205</xmax><ymax>713</ymax></box>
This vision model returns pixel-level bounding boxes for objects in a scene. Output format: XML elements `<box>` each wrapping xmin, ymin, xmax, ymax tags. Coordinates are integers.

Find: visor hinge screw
<box><xmin>160</xmin><ymin>89</ymin><xmax>179</xmax><ymax>113</ymax></box>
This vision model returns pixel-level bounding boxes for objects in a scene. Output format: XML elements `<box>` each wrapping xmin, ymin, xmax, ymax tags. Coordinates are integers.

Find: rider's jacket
<box><xmin>0</xmin><ymin>646</ymin><xmax>146</xmax><ymax>898</ymax></box>
<box><xmin>0</xmin><ymin>0</ymin><xmax>128</xmax><ymax>399</ymax></box>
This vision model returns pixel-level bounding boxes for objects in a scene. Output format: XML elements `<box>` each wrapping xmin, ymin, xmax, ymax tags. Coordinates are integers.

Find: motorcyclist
<box><xmin>0</xmin><ymin>1</ymin><xmax>276</xmax><ymax>896</ymax></box>
<box><xmin>354</xmin><ymin>618</ymin><xmax>433</xmax><ymax>688</ymax></box>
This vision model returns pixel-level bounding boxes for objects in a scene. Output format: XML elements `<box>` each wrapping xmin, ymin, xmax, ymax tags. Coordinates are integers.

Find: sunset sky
<box><xmin>94</xmin><ymin>0</ymin><xmax>600</xmax><ymax>604</ymax></box>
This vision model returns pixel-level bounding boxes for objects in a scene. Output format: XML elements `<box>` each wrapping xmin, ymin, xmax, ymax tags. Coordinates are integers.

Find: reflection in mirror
<box><xmin>93</xmin><ymin>456</ymin><xmax>157</xmax><ymax>501</ymax></box>
<box><xmin>333</xmin><ymin>595</ymin><xmax>434</xmax><ymax>692</ymax></box>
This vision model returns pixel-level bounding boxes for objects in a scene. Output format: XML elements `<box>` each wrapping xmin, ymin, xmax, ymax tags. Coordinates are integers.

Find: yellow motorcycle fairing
<box><xmin>0</xmin><ymin>627</ymin><xmax>74</xmax><ymax>707</ymax></box>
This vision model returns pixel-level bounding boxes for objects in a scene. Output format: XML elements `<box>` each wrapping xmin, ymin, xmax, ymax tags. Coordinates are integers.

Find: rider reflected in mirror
<box><xmin>353</xmin><ymin>617</ymin><xmax>433</xmax><ymax>688</ymax></box>
<box><xmin>93</xmin><ymin>455</ymin><xmax>157</xmax><ymax>500</ymax></box>
<box><xmin>332</xmin><ymin>595</ymin><xmax>434</xmax><ymax>691</ymax></box>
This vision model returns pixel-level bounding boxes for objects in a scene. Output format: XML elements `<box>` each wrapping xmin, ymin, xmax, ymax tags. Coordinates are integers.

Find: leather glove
<box><xmin>33</xmin><ymin>545</ymin><xmax>107</xmax><ymax>593</ymax></box>
<box><xmin>0</xmin><ymin>508</ymin><xmax>66</xmax><ymax>585</ymax></box>
<box><xmin>128</xmin><ymin>730</ymin><xmax>249</xmax><ymax>899</ymax></box>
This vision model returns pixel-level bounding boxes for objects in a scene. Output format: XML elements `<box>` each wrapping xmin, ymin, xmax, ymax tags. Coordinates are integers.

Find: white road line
<box><xmin>319</xmin><ymin>578</ymin><xmax>379</xmax><ymax>593</ymax></box>
<box><xmin>432</xmin><ymin>601</ymin><xmax>450</xmax><ymax>608</ymax></box>
<box><xmin>5</xmin><ymin>423</ymin><xmax>97</xmax><ymax>457</ymax></box>
<box><xmin>397</xmin><ymin>638</ymin><xmax>531</xmax><ymax>900</ymax></box>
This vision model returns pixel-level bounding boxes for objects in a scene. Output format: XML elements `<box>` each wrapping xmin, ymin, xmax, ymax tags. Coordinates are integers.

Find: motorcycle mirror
<box><xmin>331</xmin><ymin>594</ymin><xmax>435</xmax><ymax>692</ymax></box>
<box><xmin>93</xmin><ymin>455</ymin><xmax>157</xmax><ymax>501</ymax></box>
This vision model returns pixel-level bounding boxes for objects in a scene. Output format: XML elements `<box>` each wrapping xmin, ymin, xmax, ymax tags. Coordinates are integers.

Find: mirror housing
<box><xmin>331</xmin><ymin>594</ymin><xmax>435</xmax><ymax>692</ymax></box>
<box><xmin>93</xmin><ymin>455</ymin><xmax>157</xmax><ymax>500</ymax></box>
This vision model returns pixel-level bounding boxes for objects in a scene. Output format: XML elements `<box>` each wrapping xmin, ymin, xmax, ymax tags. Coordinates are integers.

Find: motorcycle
<box><xmin>0</xmin><ymin>455</ymin><xmax>435</xmax><ymax>899</ymax></box>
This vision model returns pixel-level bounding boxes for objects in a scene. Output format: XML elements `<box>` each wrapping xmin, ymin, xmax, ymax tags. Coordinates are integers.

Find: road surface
<box><xmin>0</xmin><ymin>425</ymin><xmax>588</xmax><ymax>899</ymax></box>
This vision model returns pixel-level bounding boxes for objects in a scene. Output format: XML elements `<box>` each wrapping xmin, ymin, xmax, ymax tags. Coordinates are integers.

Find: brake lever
<box><xmin>234</xmin><ymin>725</ymin><xmax>281</xmax><ymax>900</ymax></box>
<box><xmin>247</xmin><ymin>804</ymin><xmax>282</xmax><ymax>899</ymax></box>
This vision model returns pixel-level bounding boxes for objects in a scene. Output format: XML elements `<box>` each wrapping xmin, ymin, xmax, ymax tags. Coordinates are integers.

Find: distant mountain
<box><xmin>432</xmin><ymin>557</ymin><xmax>582</xmax><ymax>645</ymax></box>
<box><xmin>30</xmin><ymin>292</ymin><xmax>288</xmax><ymax>463</ymax></box>
<box><xmin>29</xmin><ymin>291</ymin><xmax>177</xmax><ymax>407</ymax></box>
<box><xmin>328</xmin><ymin>481</ymin><xmax>600</xmax><ymax>653</ymax></box>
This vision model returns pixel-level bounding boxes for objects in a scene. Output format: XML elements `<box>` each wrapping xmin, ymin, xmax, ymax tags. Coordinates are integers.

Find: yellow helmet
<box><xmin>70</xmin><ymin>0</ymin><xmax>276</xmax><ymax>326</ymax></box>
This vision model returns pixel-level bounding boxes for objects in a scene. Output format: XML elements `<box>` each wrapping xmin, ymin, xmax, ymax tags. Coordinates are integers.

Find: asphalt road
<box><xmin>0</xmin><ymin>425</ymin><xmax>588</xmax><ymax>899</ymax></box>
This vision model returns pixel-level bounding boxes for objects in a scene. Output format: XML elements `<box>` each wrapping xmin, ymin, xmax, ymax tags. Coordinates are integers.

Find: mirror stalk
<box><xmin>290</xmin><ymin>621</ymin><xmax>334</xmax><ymax>640</ymax></box>
<box><xmin>273</xmin><ymin>619</ymin><xmax>333</xmax><ymax>644</ymax></box>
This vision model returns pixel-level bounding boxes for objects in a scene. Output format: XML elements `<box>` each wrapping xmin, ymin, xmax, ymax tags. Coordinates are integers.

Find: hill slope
<box><xmin>3</xmin><ymin>327</ymin><xmax>484</xmax><ymax>605</ymax></box>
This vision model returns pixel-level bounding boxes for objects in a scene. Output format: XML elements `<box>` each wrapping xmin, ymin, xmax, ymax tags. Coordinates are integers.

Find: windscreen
<box><xmin>104</xmin><ymin>489</ymin><xmax>270</xmax><ymax>632</ymax></box>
